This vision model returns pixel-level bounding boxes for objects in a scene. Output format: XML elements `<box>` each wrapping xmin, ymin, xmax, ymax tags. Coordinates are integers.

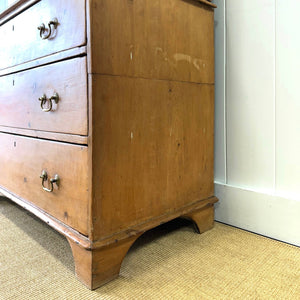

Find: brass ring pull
<box><xmin>37</xmin><ymin>18</ymin><xmax>58</xmax><ymax>39</ymax></box>
<box><xmin>38</xmin><ymin>93</ymin><xmax>59</xmax><ymax>112</ymax></box>
<box><xmin>40</xmin><ymin>170</ymin><xmax>60</xmax><ymax>193</ymax></box>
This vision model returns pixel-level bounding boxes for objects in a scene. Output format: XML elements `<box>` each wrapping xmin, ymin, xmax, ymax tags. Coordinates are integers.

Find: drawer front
<box><xmin>0</xmin><ymin>133</ymin><xmax>89</xmax><ymax>235</ymax></box>
<box><xmin>0</xmin><ymin>0</ymin><xmax>86</xmax><ymax>70</ymax></box>
<box><xmin>0</xmin><ymin>57</ymin><xmax>87</xmax><ymax>135</ymax></box>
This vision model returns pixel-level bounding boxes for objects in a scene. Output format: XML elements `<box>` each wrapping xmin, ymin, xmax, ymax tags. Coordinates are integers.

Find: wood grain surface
<box><xmin>89</xmin><ymin>0</ymin><xmax>215</xmax><ymax>83</ymax></box>
<box><xmin>67</xmin><ymin>234</ymin><xmax>142</xmax><ymax>289</ymax></box>
<box><xmin>0</xmin><ymin>126</ymin><xmax>88</xmax><ymax>145</ymax></box>
<box><xmin>0</xmin><ymin>57</ymin><xmax>88</xmax><ymax>135</ymax></box>
<box><xmin>0</xmin><ymin>133</ymin><xmax>89</xmax><ymax>235</ymax></box>
<box><xmin>0</xmin><ymin>0</ymin><xmax>39</xmax><ymax>24</ymax></box>
<box><xmin>91</xmin><ymin>75</ymin><xmax>215</xmax><ymax>239</ymax></box>
<box><xmin>0</xmin><ymin>0</ymin><xmax>86</xmax><ymax>70</ymax></box>
<box><xmin>0</xmin><ymin>46</ymin><xmax>87</xmax><ymax>77</ymax></box>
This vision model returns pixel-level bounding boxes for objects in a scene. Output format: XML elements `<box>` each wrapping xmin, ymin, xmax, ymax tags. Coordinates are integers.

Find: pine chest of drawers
<box><xmin>0</xmin><ymin>0</ymin><xmax>217</xmax><ymax>289</ymax></box>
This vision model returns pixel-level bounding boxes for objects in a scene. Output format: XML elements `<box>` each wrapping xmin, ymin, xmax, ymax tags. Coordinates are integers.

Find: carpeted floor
<box><xmin>0</xmin><ymin>197</ymin><xmax>299</xmax><ymax>299</ymax></box>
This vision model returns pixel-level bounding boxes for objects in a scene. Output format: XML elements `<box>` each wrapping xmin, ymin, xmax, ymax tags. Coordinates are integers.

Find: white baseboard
<box><xmin>214</xmin><ymin>183</ymin><xmax>300</xmax><ymax>246</ymax></box>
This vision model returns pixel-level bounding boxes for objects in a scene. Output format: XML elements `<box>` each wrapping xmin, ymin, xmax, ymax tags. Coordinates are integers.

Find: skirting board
<box><xmin>214</xmin><ymin>183</ymin><xmax>300</xmax><ymax>247</ymax></box>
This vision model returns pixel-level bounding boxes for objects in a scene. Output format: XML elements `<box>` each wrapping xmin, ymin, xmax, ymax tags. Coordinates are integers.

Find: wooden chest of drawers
<box><xmin>0</xmin><ymin>0</ymin><xmax>217</xmax><ymax>289</ymax></box>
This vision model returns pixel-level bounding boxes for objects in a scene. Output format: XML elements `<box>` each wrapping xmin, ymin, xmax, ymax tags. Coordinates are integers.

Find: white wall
<box><xmin>214</xmin><ymin>0</ymin><xmax>226</xmax><ymax>183</ymax></box>
<box><xmin>214</xmin><ymin>0</ymin><xmax>300</xmax><ymax>246</ymax></box>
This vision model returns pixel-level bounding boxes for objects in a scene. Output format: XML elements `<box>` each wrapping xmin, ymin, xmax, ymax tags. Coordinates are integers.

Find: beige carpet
<box><xmin>0</xmin><ymin>197</ymin><xmax>299</xmax><ymax>299</ymax></box>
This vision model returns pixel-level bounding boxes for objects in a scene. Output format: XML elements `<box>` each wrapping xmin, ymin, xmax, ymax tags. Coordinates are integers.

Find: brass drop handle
<box><xmin>37</xmin><ymin>18</ymin><xmax>58</xmax><ymax>39</ymax></box>
<box><xmin>40</xmin><ymin>170</ymin><xmax>60</xmax><ymax>193</ymax></box>
<box><xmin>38</xmin><ymin>93</ymin><xmax>59</xmax><ymax>112</ymax></box>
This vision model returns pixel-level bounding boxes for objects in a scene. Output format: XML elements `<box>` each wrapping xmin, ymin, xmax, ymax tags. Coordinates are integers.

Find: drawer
<box><xmin>0</xmin><ymin>0</ymin><xmax>86</xmax><ymax>70</ymax></box>
<box><xmin>0</xmin><ymin>57</ymin><xmax>87</xmax><ymax>136</ymax></box>
<box><xmin>0</xmin><ymin>133</ymin><xmax>89</xmax><ymax>235</ymax></box>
